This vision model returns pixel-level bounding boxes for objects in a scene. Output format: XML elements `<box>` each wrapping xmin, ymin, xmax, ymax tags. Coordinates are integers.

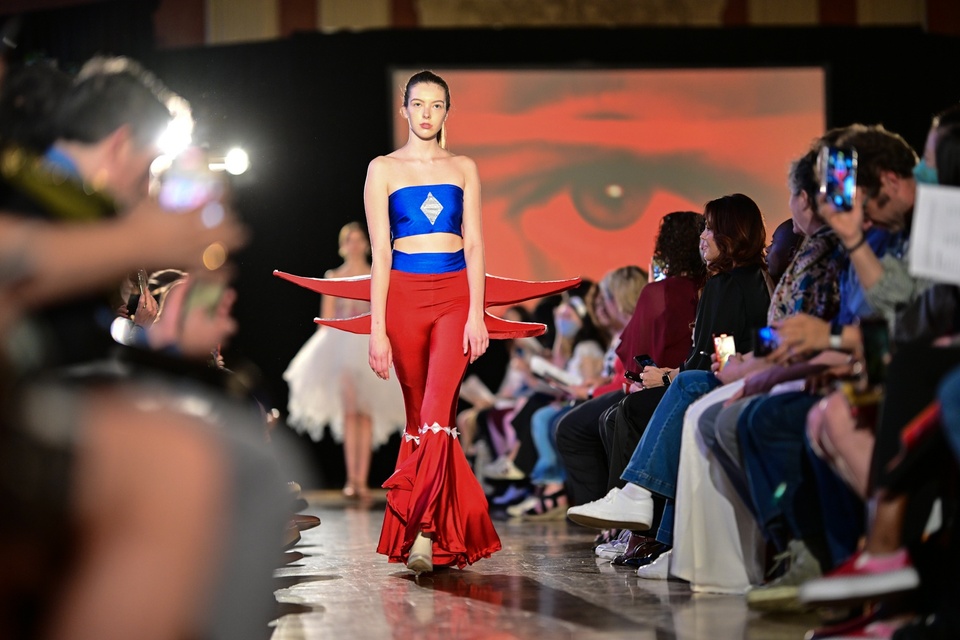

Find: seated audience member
<box><xmin>513</xmin><ymin>265</ymin><xmax>646</xmax><ymax>519</ymax></box>
<box><xmin>790</xmin><ymin>119</ymin><xmax>960</xmax><ymax>638</ymax></box>
<box><xmin>480</xmin><ymin>280</ymin><xmax>600</xmax><ymax>487</ymax></box>
<box><xmin>765</xmin><ymin>218</ymin><xmax>803</xmax><ymax>286</ymax></box>
<box><xmin>728</xmin><ymin>122</ymin><xmax>935</xmax><ymax>612</ymax></box>
<box><xmin>0</xmin><ymin>54</ymin><xmax>293</xmax><ymax>640</ymax></box>
<box><xmin>567</xmin><ymin>194</ymin><xmax>774</xmax><ymax>572</ymax></box>
<box><xmin>555</xmin><ymin>210</ymin><xmax>705</xmax><ymax>512</ymax></box>
<box><xmin>645</xmin><ymin>142</ymin><xmax>851</xmax><ymax>593</ymax></box>
<box><xmin>456</xmin><ymin>304</ymin><xmax>539</xmax><ymax>458</ymax></box>
<box><xmin>480</xmin><ymin>285</ymin><xmax>604</xmax><ymax>483</ymax></box>
<box><xmin>111</xmin><ymin>268</ymin><xmax>186</xmax><ymax>347</ymax></box>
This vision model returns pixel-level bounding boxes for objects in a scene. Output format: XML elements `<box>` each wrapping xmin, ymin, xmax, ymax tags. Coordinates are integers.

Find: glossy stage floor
<box><xmin>270</xmin><ymin>490</ymin><xmax>821</xmax><ymax>639</ymax></box>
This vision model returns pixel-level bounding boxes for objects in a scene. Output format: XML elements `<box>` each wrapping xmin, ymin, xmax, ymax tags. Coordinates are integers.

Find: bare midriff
<box><xmin>393</xmin><ymin>232</ymin><xmax>464</xmax><ymax>254</ymax></box>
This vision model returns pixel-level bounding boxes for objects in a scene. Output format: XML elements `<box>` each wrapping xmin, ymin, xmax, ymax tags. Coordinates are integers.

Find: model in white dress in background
<box><xmin>283</xmin><ymin>222</ymin><xmax>406</xmax><ymax>498</ymax></box>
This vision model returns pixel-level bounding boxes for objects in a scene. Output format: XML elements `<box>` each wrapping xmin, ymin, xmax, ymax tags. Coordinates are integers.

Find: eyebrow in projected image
<box><xmin>392</xmin><ymin>67</ymin><xmax>826</xmax><ymax>285</ymax></box>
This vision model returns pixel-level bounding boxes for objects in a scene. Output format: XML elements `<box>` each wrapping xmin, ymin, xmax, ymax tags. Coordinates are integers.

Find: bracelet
<box><xmin>844</xmin><ymin>235</ymin><xmax>867</xmax><ymax>253</ymax></box>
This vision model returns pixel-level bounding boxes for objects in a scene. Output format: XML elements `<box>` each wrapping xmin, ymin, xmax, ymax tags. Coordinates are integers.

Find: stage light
<box><xmin>158</xmin><ymin>113</ymin><xmax>193</xmax><ymax>157</ymax></box>
<box><xmin>150</xmin><ymin>154</ymin><xmax>173</xmax><ymax>176</ymax></box>
<box><xmin>224</xmin><ymin>147</ymin><xmax>250</xmax><ymax>175</ymax></box>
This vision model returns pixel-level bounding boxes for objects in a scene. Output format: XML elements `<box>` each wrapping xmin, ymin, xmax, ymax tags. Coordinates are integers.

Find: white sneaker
<box><xmin>637</xmin><ymin>549</ymin><xmax>671</xmax><ymax>580</ymax></box>
<box><xmin>483</xmin><ymin>455</ymin><xmax>526</xmax><ymax>481</ymax></box>
<box><xmin>595</xmin><ymin>528</ymin><xmax>632</xmax><ymax>560</ymax></box>
<box><xmin>566</xmin><ymin>487</ymin><xmax>653</xmax><ymax>531</ymax></box>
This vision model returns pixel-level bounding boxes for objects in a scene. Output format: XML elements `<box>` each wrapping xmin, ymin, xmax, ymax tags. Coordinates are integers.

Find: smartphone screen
<box><xmin>651</xmin><ymin>261</ymin><xmax>666</xmax><ymax>282</ymax></box>
<box><xmin>159</xmin><ymin>172</ymin><xmax>221</xmax><ymax>211</ymax></box>
<box><xmin>136</xmin><ymin>269</ymin><xmax>148</xmax><ymax>298</ymax></box>
<box><xmin>819</xmin><ymin>145</ymin><xmax>858</xmax><ymax>211</ymax></box>
<box><xmin>753</xmin><ymin>326</ymin><xmax>780</xmax><ymax>357</ymax></box>
<box><xmin>634</xmin><ymin>354</ymin><xmax>657</xmax><ymax>369</ymax></box>
<box><xmin>713</xmin><ymin>334</ymin><xmax>737</xmax><ymax>371</ymax></box>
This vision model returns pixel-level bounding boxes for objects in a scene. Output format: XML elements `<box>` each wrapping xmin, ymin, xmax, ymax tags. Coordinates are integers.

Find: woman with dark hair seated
<box><xmin>567</xmin><ymin>193</ymin><xmax>773</xmax><ymax>569</ymax></box>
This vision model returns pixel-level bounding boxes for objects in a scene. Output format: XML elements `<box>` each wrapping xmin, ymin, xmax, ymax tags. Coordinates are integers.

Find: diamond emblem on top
<box><xmin>420</xmin><ymin>192</ymin><xmax>443</xmax><ymax>224</ymax></box>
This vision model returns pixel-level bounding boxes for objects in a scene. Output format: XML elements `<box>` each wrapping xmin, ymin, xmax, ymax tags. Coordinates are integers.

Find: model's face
<box><xmin>699</xmin><ymin>224</ymin><xmax>719</xmax><ymax>265</ymax></box>
<box><xmin>403</xmin><ymin>83</ymin><xmax>447</xmax><ymax>140</ymax></box>
<box><xmin>340</xmin><ymin>229</ymin><xmax>369</xmax><ymax>260</ymax></box>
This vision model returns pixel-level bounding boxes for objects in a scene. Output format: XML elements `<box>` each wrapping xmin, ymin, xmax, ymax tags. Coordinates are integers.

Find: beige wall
<box><xmin>749</xmin><ymin>0</ymin><xmax>818</xmax><ymax>26</ymax></box>
<box><xmin>207</xmin><ymin>0</ymin><xmax>279</xmax><ymax>44</ymax></box>
<box><xmin>196</xmin><ymin>0</ymin><xmax>929</xmax><ymax>45</ymax></box>
<box><xmin>857</xmin><ymin>0</ymin><xmax>924</xmax><ymax>25</ymax></box>
<box><xmin>415</xmin><ymin>0</ymin><xmax>726</xmax><ymax>27</ymax></box>
<box><xmin>320</xmin><ymin>0</ymin><xmax>390</xmax><ymax>32</ymax></box>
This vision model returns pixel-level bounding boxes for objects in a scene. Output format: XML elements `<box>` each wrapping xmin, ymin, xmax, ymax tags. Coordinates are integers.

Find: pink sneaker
<box><xmin>815</xmin><ymin>620</ymin><xmax>906</xmax><ymax>639</ymax></box>
<box><xmin>798</xmin><ymin>548</ymin><xmax>919</xmax><ymax>606</ymax></box>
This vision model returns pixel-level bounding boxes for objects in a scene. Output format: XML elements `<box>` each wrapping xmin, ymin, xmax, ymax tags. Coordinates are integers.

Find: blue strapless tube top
<box><xmin>389</xmin><ymin>183</ymin><xmax>463</xmax><ymax>241</ymax></box>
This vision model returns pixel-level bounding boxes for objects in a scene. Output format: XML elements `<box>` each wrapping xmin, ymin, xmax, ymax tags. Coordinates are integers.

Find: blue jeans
<box><xmin>530</xmin><ymin>403</ymin><xmax>573</xmax><ymax>485</ymax></box>
<box><xmin>619</xmin><ymin>370</ymin><xmax>722</xmax><ymax>545</ymax></box>
<box><xmin>738</xmin><ymin>392</ymin><xmax>820</xmax><ymax>551</ymax></box>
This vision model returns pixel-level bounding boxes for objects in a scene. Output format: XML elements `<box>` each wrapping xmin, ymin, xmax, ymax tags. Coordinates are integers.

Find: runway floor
<box><xmin>269</xmin><ymin>490</ymin><xmax>823</xmax><ymax>639</ymax></box>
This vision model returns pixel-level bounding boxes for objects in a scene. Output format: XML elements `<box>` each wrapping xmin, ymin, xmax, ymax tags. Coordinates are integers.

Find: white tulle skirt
<box><xmin>283</xmin><ymin>327</ymin><xmax>406</xmax><ymax>449</ymax></box>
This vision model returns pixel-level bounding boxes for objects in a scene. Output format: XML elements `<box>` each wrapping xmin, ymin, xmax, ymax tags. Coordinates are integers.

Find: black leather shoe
<box><xmin>613</xmin><ymin>534</ymin><xmax>669</xmax><ymax>568</ymax></box>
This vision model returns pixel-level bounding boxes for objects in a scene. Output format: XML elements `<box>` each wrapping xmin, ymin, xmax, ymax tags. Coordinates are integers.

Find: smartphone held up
<box><xmin>819</xmin><ymin>145</ymin><xmax>858</xmax><ymax>212</ymax></box>
<box><xmin>713</xmin><ymin>334</ymin><xmax>736</xmax><ymax>371</ymax></box>
<box><xmin>157</xmin><ymin>147</ymin><xmax>225</xmax><ymax>212</ymax></box>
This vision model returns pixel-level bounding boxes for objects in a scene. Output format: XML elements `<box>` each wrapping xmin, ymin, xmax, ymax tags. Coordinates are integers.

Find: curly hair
<box><xmin>703</xmin><ymin>193</ymin><xmax>768</xmax><ymax>277</ymax></box>
<box><xmin>653</xmin><ymin>211</ymin><xmax>706</xmax><ymax>283</ymax></box>
<box><xmin>836</xmin><ymin>124</ymin><xmax>917</xmax><ymax>201</ymax></box>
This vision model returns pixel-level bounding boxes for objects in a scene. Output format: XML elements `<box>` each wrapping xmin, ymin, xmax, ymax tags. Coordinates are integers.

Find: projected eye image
<box><xmin>393</xmin><ymin>68</ymin><xmax>825</xmax><ymax>285</ymax></box>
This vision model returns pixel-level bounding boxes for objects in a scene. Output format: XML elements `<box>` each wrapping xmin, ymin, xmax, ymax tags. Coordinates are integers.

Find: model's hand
<box><xmin>463</xmin><ymin>315</ymin><xmax>489</xmax><ymax>363</ymax></box>
<box><xmin>369</xmin><ymin>332</ymin><xmax>393</xmax><ymax>380</ymax></box>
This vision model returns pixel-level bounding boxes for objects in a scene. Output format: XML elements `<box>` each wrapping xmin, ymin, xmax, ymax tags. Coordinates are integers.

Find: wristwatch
<box><xmin>662</xmin><ymin>372</ymin><xmax>671</xmax><ymax>387</ymax></box>
<box><xmin>829</xmin><ymin>324</ymin><xmax>843</xmax><ymax>350</ymax></box>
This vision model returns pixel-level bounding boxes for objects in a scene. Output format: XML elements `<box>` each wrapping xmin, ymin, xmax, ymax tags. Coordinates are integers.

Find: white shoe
<box><xmin>595</xmin><ymin>528</ymin><xmax>632</xmax><ymax>560</ymax></box>
<box><xmin>566</xmin><ymin>487</ymin><xmax>653</xmax><ymax>531</ymax></box>
<box><xmin>483</xmin><ymin>455</ymin><xmax>526</xmax><ymax>481</ymax></box>
<box><xmin>637</xmin><ymin>549</ymin><xmax>671</xmax><ymax>580</ymax></box>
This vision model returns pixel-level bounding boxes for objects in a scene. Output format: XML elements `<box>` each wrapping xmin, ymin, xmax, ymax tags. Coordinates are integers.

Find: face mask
<box><xmin>555</xmin><ymin>317</ymin><xmax>580</xmax><ymax>339</ymax></box>
<box><xmin>913</xmin><ymin>160</ymin><xmax>938</xmax><ymax>185</ymax></box>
